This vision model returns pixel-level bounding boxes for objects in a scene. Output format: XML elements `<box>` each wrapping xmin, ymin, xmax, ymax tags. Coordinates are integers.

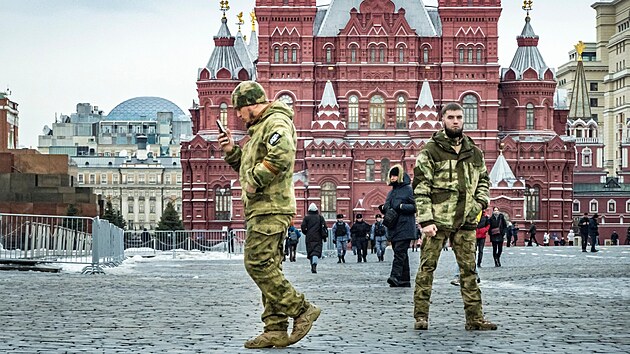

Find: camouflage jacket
<box><xmin>224</xmin><ymin>101</ymin><xmax>297</xmax><ymax>222</ymax></box>
<box><xmin>413</xmin><ymin>130</ymin><xmax>489</xmax><ymax>232</ymax></box>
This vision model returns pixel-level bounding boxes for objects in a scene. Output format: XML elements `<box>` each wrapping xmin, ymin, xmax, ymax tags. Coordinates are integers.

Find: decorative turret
<box><xmin>234</xmin><ymin>13</ymin><xmax>256</xmax><ymax>80</ymax></box>
<box><xmin>567</xmin><ymin>41</ymin><xmax>592</xmax><ymax>122</ymax></box>
<box><xmin>317</xmin><ymin>80</ymin><xmax>340</xmax><ymax>120</ymax></box>
<box><xmin>247</xmin><ymin>10</ymin><xmax>259</xmax><ymax>61</ymax></box>
<box><xmin>414</xmin><ymin>80</ymin><xmax>437</xmax><ymax>120</ymax></box>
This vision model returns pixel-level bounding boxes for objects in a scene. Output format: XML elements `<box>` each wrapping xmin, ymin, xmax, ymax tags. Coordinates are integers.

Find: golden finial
<box><xmin>522</xmin><ymin>0</ymin><xmax>533</xmax><ymax>18</ymax></box>
<box><xmin>236</xmin><ymin>11</ymin><xmax>244</xmax><ymax>31</ymax></box>
<box><xmin>575</xmin><ymin>41</ymin><xmax>586</xmax><ymax>62</ymax></box>
<box><xmin>250</xmin><ymin>10</ymin><xmax>257</xmax><ymax>32</ymax></box>
<box><xmin>220</xmin><ymin>0</ymin><xmax>230</xmax><ymax>19</ymax></box>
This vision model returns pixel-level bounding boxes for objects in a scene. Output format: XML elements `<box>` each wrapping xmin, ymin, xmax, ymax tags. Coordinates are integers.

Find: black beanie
<box><xmin>389</xmin><ymin>168</ymin><xmax>399</xmax><ymax>177</ymax></box>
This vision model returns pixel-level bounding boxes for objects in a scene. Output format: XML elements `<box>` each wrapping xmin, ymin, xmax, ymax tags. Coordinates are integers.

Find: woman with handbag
<box><xmin>488</xmin><ymin>207</ymin><xmax>507</xmax><ymax>267</ymax></box>
<box><xmin>381</xmin><ymin>165</ymin><xmax>417</xmax><ymax>287</ymax></box>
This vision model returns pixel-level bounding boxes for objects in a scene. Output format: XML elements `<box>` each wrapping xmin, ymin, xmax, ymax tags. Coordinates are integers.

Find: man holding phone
<box><xmin>217</xmin><ymin>81</ymin><xmax>320</xmax><ymax>349</ymax></box>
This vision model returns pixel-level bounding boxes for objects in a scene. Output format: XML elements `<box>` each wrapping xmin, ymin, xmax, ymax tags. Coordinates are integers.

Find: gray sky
<box><xmin>0</xmin><ymin>0</ymin><xmax>596</xmax><ymax>149</ymax></box>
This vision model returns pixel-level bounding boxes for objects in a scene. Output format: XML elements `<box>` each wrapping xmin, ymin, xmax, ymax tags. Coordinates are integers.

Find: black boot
<box><xmin>341</xmin><ymin>255</ymin><xmax>346</xmax><ymax>263</ymax></box>
<box><xmin>494</xmin><ymin>258</ymin><xmax>499</xmax><ymax>267</ymax></box>
<box><xmin>497</xmin><ymin>258</ymin><xmax>501</xmax><ymax>267</ymax></box>
<box><xmin>337</xmin><ymin>256</ymin><xmax>342</xmax><ymax>264</ymax></box>
<box><xmin>311</xmin><ymin>263</ymin><xmax>317</xmax><ymax>273</ymax></box>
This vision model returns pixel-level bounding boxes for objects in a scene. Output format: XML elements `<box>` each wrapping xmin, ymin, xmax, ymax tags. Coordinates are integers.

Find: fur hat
<box><xmin>308</xmin><ymin>203</ymin><xmax>318</xmax><ymax>212</ymax></box>
<box><xmin>336</xmin><ymin>213</ymin><xmax>344</xmax><ymax>219</ymax></box>
<box><xmin>389</xmin><ymin>168</ymin><xmax>399</xmax><ymax>177</ymax></box>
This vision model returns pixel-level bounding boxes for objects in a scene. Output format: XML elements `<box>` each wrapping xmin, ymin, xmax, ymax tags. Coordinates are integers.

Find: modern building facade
<box><xmin>39</xmin><ymin>98</ymin><xmax>193</xmax><ymax>158</ymax></box>
<box><xmin>0</xmin><ymin>91</ymin><xmax>19</xmax><ymax>151</ymax></box>
<box><xmin>181</xmin><ymin>0</ymin><xmax>575</xmax><ymax>237</ymax></box>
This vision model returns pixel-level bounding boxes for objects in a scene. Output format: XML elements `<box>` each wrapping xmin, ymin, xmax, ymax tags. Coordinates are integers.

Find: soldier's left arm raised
<box><xmin>249</xmin><ymin>116</ymin><xmax>296</xmax><ymax>189</ymax></box>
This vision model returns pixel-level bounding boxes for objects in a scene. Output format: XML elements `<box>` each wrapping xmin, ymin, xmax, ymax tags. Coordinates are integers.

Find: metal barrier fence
<box><xmin>0</xmin><ymin>213</ymin><xmax>125</xmax><ymax>274</ymax></box>
<box><xmin>123</xmin><ymin>228</ymin><xmax>339</xmax><ymax>258</ymax></box>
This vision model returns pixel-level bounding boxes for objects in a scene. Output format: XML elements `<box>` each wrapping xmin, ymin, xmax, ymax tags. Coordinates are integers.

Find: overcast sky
<box><xmin>0</xmin><ymin>0</ymin><xmax>596</xmax><ymax>149</ymax></box>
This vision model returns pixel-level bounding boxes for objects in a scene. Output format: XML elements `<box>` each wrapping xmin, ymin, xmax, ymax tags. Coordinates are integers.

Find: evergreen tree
<box><xmin>157</xmin><ymin>202</ymin><xmax>184</xmax><ymax>231</ymax></box>
<box><xmin>63</xmin><ymin>204</ymin><xmax>83</xmax><ymax>231</ymax></box>
<box><xmin>101</xmin><ymin>200</ymin><xmax>126</xmax><ymax>229</ymax></box>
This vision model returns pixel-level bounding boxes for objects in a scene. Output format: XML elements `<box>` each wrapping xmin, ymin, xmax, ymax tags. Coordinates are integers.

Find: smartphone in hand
<box><xmin>216</xmin><ymin>120</ymin><xmax>226</xmax><ymax>134</ymax></box>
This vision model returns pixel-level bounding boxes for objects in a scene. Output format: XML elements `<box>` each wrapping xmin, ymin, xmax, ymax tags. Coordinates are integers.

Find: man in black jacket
<box><xmin>527</xmin><ymin>222</ymin><xmax>540</xmax><ymax>246</ymax></box>
<box><xmin>351</xmin><ymin>214</ymin><xmax>371</xmax><ymax>263</ymax></box>
<box><xmin>578</xmin><ymin>212</ymin><xmax>590</xmax><ymax>252</ymax></box>
<box><xmin>588</xmin><ymin>214</ymin><xmax>599</xmax><ymax>253</ymax></box>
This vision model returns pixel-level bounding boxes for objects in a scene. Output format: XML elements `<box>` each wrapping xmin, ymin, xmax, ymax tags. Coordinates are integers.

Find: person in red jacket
<box><xmin>476</xmin><ymin>210</ymin><xmax>490</xmax><ymax>267</ymax></box>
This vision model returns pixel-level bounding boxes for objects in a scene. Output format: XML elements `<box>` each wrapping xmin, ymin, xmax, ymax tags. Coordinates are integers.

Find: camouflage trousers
<box><xmin>413</xmin><ymin>228</ymin><xmax>484</xmax><ymax>322</ymax></box>
<box><xmin>244</xmin><ymin>216</ymin><xmax>307</xmax><ymax>332</ymax></box>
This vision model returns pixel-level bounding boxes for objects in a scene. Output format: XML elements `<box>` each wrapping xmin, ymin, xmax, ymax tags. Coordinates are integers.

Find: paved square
<box><xmin>1</xmin><ymin>246</ymin><xmax>628</xmax><ymax>353</ymax></box>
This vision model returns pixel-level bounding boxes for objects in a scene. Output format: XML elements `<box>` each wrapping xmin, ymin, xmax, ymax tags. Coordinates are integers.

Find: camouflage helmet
<box><xmin>231</xmin><ymin>81</ymin><xmax>267</xmax><ymax>109</ymax></box>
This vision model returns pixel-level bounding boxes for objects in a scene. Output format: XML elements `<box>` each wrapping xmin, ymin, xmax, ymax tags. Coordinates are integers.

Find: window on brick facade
<box><xmin>396</xmin><ymin>95</ymin><xmax>407</xmax><ymax>129</ymax></box>
<box><xmin>379</xmin><ymin>46</ymin><xmax>386</xmax><ymax>62</ymax></box>
<box><xmin>589</xmin><ymin>200</ymin><xmax>598</xmax><ymax>213</ymax></box>
<box><xmin>215</xmin><ymin>187</ymin><xmax>231</xmax><ymax>220</ymax></box>
<box><xmin>398</xmin><ymin>46</ymin><xmax>404</xmax><ymax>63</ymax></box>
<box><xmin>219</xmin><ymin>103</ymin><xmax>228</xmax><ymax>127</ymax></box>
<box><xmin>381</xmin><ymin>159</ymin><xmax>390</xmax><ymax>182</ymax></box>
<box><xmin>423</xmin><ymin>47</ymin><xmax>429</xmax><ymax>63</ymax></box>
<box><xmin>348</xmin><ymin>95</ymin><xmax>359</xmax><ymax>130</ymax></box>
<box><xmin>468</xmin><ymin>48</ymin><xmax>473</xmax><ymax>63</ymax></box>
<box><xmin>350</xmin><ymin>45</ymin><xmax>357</xmax><ymax>63</ymax></box>
<box><xmin>525</xmin><ymin>186</ymin><xmax>540</xmax><ymax>220</ymax></box>
<box><xmin>582</xmin><ymin>148</ymin><xmax>592</xmax><ymax>167</ymax></box>
<box><xmin>369</xmin><ymin>95</ymin><xmax>385</xmax><ymax>129</ymax></box>
<box><xmin>292</xmin><ymin>47</ymin><xmax>298</xmax><ymax>63</ymax></box>
<box><xmin>370</xmin><ymin>46</ymin><xmax>376</xmax><ymax>63</ymax></box>
<box><xmin>608</xmin><ymin>200</ymin><xmax>616</xmax><ymax>213</ymax></box>
<box><xmin>526</xmin><ymin>103</ymin><xmax>535</xmax><ymax>129</ymax></box>
<box><xmin>326</xmin><ymin>47</ymin><xmax>332</xmax><ymax>63</ymax></box>
<box><xmin>321</xmin><ymin>182</ymin><xmax>337</xmax><ymax>220</ymax></box>
<box><xmin>459</xmin><ymin>48</ymin><xmax>464</xmax><ymax>63</ymax></box>
<box><xmin>462</xmin><ymin>95</ymin><xmax>478</xmax><ymax>130</ymax></box>
<box><xmin>274</xmin><ymin>47</ymin><xmax>279</xmax><ymax>63</ymax></box>
<box><xmin>366</xmin><ymin>159</ymin><xmax>375</xmax><ymax>181</ymax></box>
<box><xmin>283</xmin><ymin>46</ymin><xmax>289</xmax><ymax>63</ymax></box>
<box><xmin>477</xmin><ymin>48</ymin><xmax>482</xmax><ymax>63</ymax></box>
<box><xmin>573</xmin><ymin>200</ymin><xmax>580</xmax><ymax>213</ymax></box>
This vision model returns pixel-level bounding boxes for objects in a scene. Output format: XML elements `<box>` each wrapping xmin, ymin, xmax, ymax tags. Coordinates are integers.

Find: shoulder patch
<box><xmin>268</xmin><ymin>132</ymin><xmax>281</xmax><ymax>146</ymax></box>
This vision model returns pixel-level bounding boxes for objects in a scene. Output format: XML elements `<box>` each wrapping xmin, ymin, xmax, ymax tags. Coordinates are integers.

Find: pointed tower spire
<box><xmin>489</xmin><ymin>150</ymin><xmax>518</xmax><ymax>187</ymax></box>
<box><xmin>415</xmin><ymin>80</ymin><xmax>437</xmax><ymax>119</ymax></box>
<box><xmin>234</xmin><ymin>12</ymin><xmax>256</xmax><ymax>80</ymax></box>
<box><xmin>200</xmin><ymin>1</ymin><xmax>244</xmax><ymax>80</ymax></box>
<box><xmin>567</xmin><ymin>41</ymin><xmax>592</xmax><ymax>121</ymax></box>
<box><xmin>317</xmin><ymin>80</ymin><xmax>340</xmax><ymax>119</ymax></box>
<box><xmin>247</xmin><ymin>10</ymin><xmax>259</xmax><ymax>61</ymax></box>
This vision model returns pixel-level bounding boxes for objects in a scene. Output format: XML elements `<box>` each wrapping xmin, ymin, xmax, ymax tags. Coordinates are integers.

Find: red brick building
<box><xmin>0</xmin><ymin>91</ymin><xmax>19</xmax><ymax>152</ymax></box>
<box><xmin>181</xmin><ymin>0</ymin><xmax>575</xmax><ymax>239</ymax></box>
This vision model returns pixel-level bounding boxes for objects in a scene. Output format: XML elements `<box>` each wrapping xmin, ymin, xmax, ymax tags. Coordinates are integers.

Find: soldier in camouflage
<box><xmin>218</xmin><ymin>81</ymin><xmax>321</xmax><ymax>348</ymax></box>
<box><xmin>412</xmin><ymin>102</ymin><xmax>497</xmax><ymax>331</ymax></box>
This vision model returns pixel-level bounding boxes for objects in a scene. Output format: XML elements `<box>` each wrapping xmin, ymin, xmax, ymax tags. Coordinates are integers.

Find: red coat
<box><xmin>476</xmin><ymin>224</ymin><xmax>490</xmax><ymax>239</ymax></box>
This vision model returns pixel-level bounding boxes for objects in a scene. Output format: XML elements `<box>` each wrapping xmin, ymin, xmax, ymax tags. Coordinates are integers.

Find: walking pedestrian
<box><xmin>370</xmin><ymin>214</ymin><xmax>389</xmax><ymax>262</ymax></box>
<box><xmin>350</xmin><ymin>214</ymin><xmax>371</xmax><ymax>263</ymax></box>
<box><xmin>218</xmin><ymin>81</ymin><xmax>319</xmax><ymax>348</ymax></box>
<box><xmin>511</xmin><ymin>222</ymin><xmax>519</xmax><ymax>246</ymax></box>
<box><xmin>332</xmin><ymin>214</ymin><xmax>351</xmax><ymax>263</ymax></box>
<box><xmin>412</xmin><ymin>102</ymin><xmax>497</xmax><ymax>331</ymax></box>
<box><xmin>588</xmin><ymin>214</ymin><xmax>599</xmax><ymax>253</ymax></box>
<box><xmin>626</xmin><ymin>226</ymin><xmax>630</xmax><ymax>245</ymax></box>
<box><xmin>578</xmin><ymin>212</ymin><xmax>590</xmax><ymax>252</ymax></box>
<box><xmin>476</xmin><ymin>210</ymin><xmax>490</xmax><ymax>267</ymax></box>
<box><xmin>567</xmin><ymin>229</ymin><xmax>575</xmax><ymax>246</ymax></box>
<box><xmin>383</xmin><ymin>164</ymin><xmax>417</xmax><ymax>288</ymax></box>
<box><xmin>301</xmin><ymin>203</ymin><xmax>328</xmax><ymax>274</ymax></box>
<box><xmin>611</xmin><ymin>230</ymin><xmax>619</xmax><ymax>245</ymax></box>
<box><xmin>505</xmin><ymin>222</ymin><xmax>513</xmax><ymax>248</ymax></box>
<box><xmin>488</xmin><ymin>207</ymin><xmax>507</xmax><ymax>267</ymax></box>
<box><xmin>286</xmin><ymin>225</ymin><xmax>301</xmax><ymax>262</ymax></box>
<box><xmin>527</xmin><ymin>222</ymin><xmax>540</xmax><ymax>246</ymax></box>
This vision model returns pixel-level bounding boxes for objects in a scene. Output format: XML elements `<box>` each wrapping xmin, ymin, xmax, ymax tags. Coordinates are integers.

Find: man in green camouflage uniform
<box><xmin>412</xmin><ymin>102</ymin><xmax>497</xmax><ymax>331</ymax></box>
<box><xmin>218</xmin><ymin>81</ymin><xmax>321</xmax><ymax>348</ymax></box>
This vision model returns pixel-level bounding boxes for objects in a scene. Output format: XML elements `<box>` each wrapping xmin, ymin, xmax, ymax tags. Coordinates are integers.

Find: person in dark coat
<box><xmin>588</xmin><ymin>214</ymin><xmax>599</xmax><ymax>253</ymax></box>
<box><xmin>350</xmin><ymin>214</ymin><xmax>371</xmax><ymax>263</ymax></box>
<box><xmin>578</xmin><ymin>212</ymin><xmax>590</xmax><ymax>252</ymax></box>
<box><xmin>527</xmin><ymin>222</ymin><xmax>540</xmax><ymax>246</ymax></box>
<box><xmin>511</xmin><ymin>222</ymin><xmax>519</xmax><ymax>246</ymax></box>
<box><xmin>610</xmin><ymin>230</ymin><xmax>619</xmax><ymax>245</ymax></box>
<box><xmin>382</xmin><ymin>164</ymin><xmax>417</xmax><ymax>287</ymax></box>
<box><xmin>488</xmin><ymin>207</ymin><xmax>507</xmax><ymax>267</ymax></box>
<box><xmin>300</xmin><ymin>203</ymin><xmax>328</xmax><ymax>273</ymax></box>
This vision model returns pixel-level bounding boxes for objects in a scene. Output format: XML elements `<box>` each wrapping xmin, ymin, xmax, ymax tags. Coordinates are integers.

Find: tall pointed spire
<box><xmin>200</xmin><ymin>1</ymin><xmax>244</xmax><ymax>80</ymax></box>
<box><xmin>317</xmin><ymin>81</ymin><xmax>340</xmax><ymax>119</ymax></box>
<box><xmin>415</xmin><ymin>80</ymin><xmax>437</xmax><ymax>119</ymax></box>
<box><xmin>247</xmin><ymin>10</ymin><xmax>259</xmax><ymax>61</ymax></box>
<box><xmin>567</xmin><ymin>41</ymin><xmax>592</xmax><ymax>121</ymax></box>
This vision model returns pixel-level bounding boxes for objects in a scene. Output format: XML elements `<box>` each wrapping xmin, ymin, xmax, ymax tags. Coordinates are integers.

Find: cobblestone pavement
<box><xmin>1</xmin><ymin>245</ymin><xmax>629</xmax><ymax>353</ymax></box>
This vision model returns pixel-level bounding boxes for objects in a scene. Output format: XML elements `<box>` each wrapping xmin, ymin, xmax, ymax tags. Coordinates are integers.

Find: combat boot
<box><xmin>311</xmin><ymin>263</ymin><xmax>317</xmax><ymax>273</ymax></box>
<box><xmin>337</xmin><ymin>256</ymin><xmax>342</xmax><ymax>263</ymax></box>
<box><xmin>341</xmin><ymin>255</ymin><xmax>346</xmax><ymax>263</ymax></box>
<box><xmin>414</xmin><ymin>318</ymin><xmax>428</xmax><ymax>330</ymax></box>
<box><xmin>289</xmin><ymin>303</ymin><xmax>321</xmax><ymax>344</ymax></box>
<box><xmin>465</xmin><ymin>318</ymin><xmax>498</xmax><ymax>331</ymax></box>
<box><xmin>244</xmin><ymin>331</ymin><xmax>290</xmax><ymax>348</ymax></box>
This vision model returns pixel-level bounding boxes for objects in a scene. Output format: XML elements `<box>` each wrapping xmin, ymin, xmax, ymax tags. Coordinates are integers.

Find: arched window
<box><xmin>462</xmin><ymin>95</ymin><xmax>478</xmax><ymax>130</ymax></box>
<box><xmin>572</xmin><ymin>200</ymin><xmax>580</xmax><ymax>213</ymax></box>
<box><xmin>477</xmin><ymin>48</ymin><xmax>483</xmax><ymax>63</ymax></box>
<box><xmin>350</xmin><ymin>45</ymin><xmax>358</xmax><ymax>63</ymax></box>
<box><xmin>468</xmin><ymin>48</ymin><xmax>473</xmax><ymax>63</ymax></box>
<box><xmin>369</xmin><ymin>95</ymin><xmax>385</xmax><ymax>129</ymax></box>
<box><xmin>381</xmin><ymin>158</ymin><xmax>390</xmax><ymax>182</ymax></box>
<box><xmin>582</xmin><ymin>148</ymin><xmax>592</xmax><ymax>166</ymax></box>
<box><xmin>459</xmin><ymin>47</ymin><xmax>465</xmax><ymax>63</ymax></box>
<box><xmin>219</xmin><ymin>103</ymin><xmax>228</xmax><ymax>127</ymax></box>
<box><xmin>398</xmin><ymin>46</ymin><xmax>404</xmax><ymax>63</ymax></box>
<box><xmin>526</xmin><ymin>103</ymin><xmax>535</xmax><ymax>129</ymax></box>
<box><xmin>321</xmin><ymin>182</ymin><xmax>337</xmax><ymax>220</ymax></box>
<box><xmin>292</xmin><ymin>47</ymin><xmax>298</xmax><ymax>63</ymax></box>
<box><xmin>326</xmin><ymin>47</ymin><xmax>332</xmax><ymax>63</ymax></box>
<box><xmin>278</xmin><ymin>94</ymin><xmax>294</xmax><ymax>109</ymax></box>
<box><xmin>215</xmin><ymin>187</ymin><xmax>231</xmax><ymax>220</ymax></box>
<box><xmin>626</xmin><ymin>199</ymin><xmax>630</xmax><ymax>213</ymax></box>
<box><xmin>274</xmin><ymin>46</ymin><xmax>280</xmax><ymax>63</ymax></box>
<box><xmin>525</xmin><ymin>186</ymin><xmax>540</xmax><ymax>221</ymax></box>
<box><xmin>423</xmin><ymin>47</ymin><xmax>429</xmax><ymax>63</ymax></box>
<box><xmin>396</xmin><ymin>95</ymin><xmax>407</xmax><ymax>129</ymax></box>
<box><xmin>608</xmin><ymin>199</ymin><xmax>616</xmax><ymax>213</ymax></box>
<box><xmin>348</xmin><ymin>95</ymin><xmax>359</xmax><ymax>129</ymax></box>
<box><xmin>283</xmin><ymin>46</ymin><xmax>289</xmax><ymax>63</ymax></box>
<box><xmin>589</xmin><ymin>199</ymin><xmax>598</xmax><ymax>213</ymax></box>
<box><xmin>370</xmin><ymin>46</ymin><xmax>377</xmax><ymax>62</ymax></box>
<box><xmin>379</xmin><ymin>46</ymin><xmax>386</xmax><ymax>62</ymax></box>
<box><xmin>366</xmin><ymin>159</ymin><xmax>375</xmax><ymax>181</ymax></box>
